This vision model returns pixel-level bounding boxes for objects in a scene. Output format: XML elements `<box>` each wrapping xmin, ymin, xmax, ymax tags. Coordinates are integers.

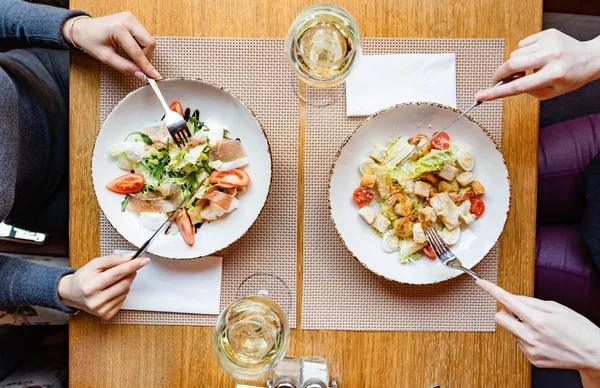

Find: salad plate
<box><xmin>92</xmin><ymin>78</ymin><xmax>272</xmax><ymax>259</ymax></box>
<box><xmin>329</xmin><ymin>102</ymin><xmax>510</xmax><ymax>284</ymax></box>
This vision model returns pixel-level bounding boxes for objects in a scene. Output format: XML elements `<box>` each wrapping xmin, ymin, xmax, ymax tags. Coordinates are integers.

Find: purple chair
<box><xmin>535</xmin><ymin>114</ymin><xmax>600</xmax><ymax>326</ymax></box>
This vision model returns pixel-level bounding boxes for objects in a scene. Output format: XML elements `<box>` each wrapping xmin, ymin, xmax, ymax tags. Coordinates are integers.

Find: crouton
<box><xmin>418</xmin><ymin>207</ymin><xmax>437</xmax><ymax>226</ymax></box>
<box><xmin>403</xmin><ymin>180</ymin><xmax>415</xmax><ymax>194</ymax></box>
<box><xmin>414</xmin><ymin>181</ymin><xmax>432</xmax><ymax>198</ymax></box>
<box><xmin>437</xmin><ymin>164</ymin><xmax>459</xmax><ymax>181</ymax></box>
<box><xmin>471</xmin><ymin>180</ymin><xmax>486</xmax><ymax>195</ymax></box>
<box><xmin>421</xmin><ymin>172</ymin><xmax>437</xmax><ymax>184</ymax></box>
<box><xmin>412</xmin><ymin>222</ymin><xmax>426</xmax><ymax>244</ymax></box>
<box><xmin>370</xmin><ymin>145</ymin><xmax>386</xmax><ymax>163</ymax></box>
<box><xmin>358</xmin><ymin>206</ymin><xmax>376</xmax><ymax>224</ymax></box>
<box><xmin>438</xmin><ymin>180</ymin><xmax>460</xmax><ymax>193</ymax></box>
<box><xmin>372</xmin><ymin>214</ymin><xmax>391</xmax><ymax>234</ymax></box>
<box><xmin>360</xmin><ymin>174</ymin><xmax>377</xmax><ymax>188</ymax></box>
<box><xmin>456</xmin><ymin>171</ymin><xmax>474</xmax><ymax>187</ymax></box>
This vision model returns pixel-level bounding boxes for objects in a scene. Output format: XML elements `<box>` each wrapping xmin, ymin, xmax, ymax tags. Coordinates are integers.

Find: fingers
<box><xmin>92</xmin><ymin>253</ymin><xmax>131</xmax><ymax>270</ymax></box>
<box><xmin>517</xmin><ymin>296</ymin><xmax>560</xmax><ymax>312</ymax></box>
<box><xmin>125</xmin><ymin>17</ymin><xmax>157</xmax><ymax>62</ymax></box>
<box><xmin>476</xmin><ymin>279</ymin><xmax>529</xmax><ymax>319</ymax></box>
<box><xmin>518</xmin><ymin>30</ymin><xmax>547</xmax><ymax>48</ymax></box>
<box><xmin>96</xmin><ymin>257</ymin><xmax>149</xmax><ymax>289</ymax></box>
<box><xmin>100</xmin><ymin>272</ymin><xmax>136</xmax><ymax>301</ymax></box>
<box><xmin>509</xmin><ymin>43</ymin><xmax>538</xmax><ymax>59</ymax></box>
<box><xmin>495</xmin><ymin>309</ymin><xmax>526</xmax><ymax>338</ymax></box>
<box><xmin>96</xmin><ymin>49</ymin><xmax>146</xmax><ymax>80</ymax></box>
<box><xmin>475</xmin><ymin>70</ymin><xmax>551</xmax><ymax>102</ymax></box>
<box><xmin>97</xmin><ymin>292</ymin><xmax>129</xmax><ymax>320</ymax></box>
<box><xmin>492</xmin><ymin>55</ymin><xmax>546</xmax><ymax>85</ymax></box>
<box><xmin>114</xmin><ymin>28</ymin><xmax>160</xmax><ymax>79</ymax></box>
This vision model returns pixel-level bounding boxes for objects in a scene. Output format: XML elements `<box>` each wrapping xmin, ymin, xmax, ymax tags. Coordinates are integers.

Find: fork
<box><xmin>425</xmin><ymin>227</ymin><xmax>482</xmax><ymax>280</ymax></box>
<box><xmin>146</xmin><ymin>78</ymin><xmax>192</xmax><ymax>148</ymax></box>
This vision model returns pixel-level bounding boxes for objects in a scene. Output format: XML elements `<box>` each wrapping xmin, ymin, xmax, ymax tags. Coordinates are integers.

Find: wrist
<box><xmin>61</xmin><ymin>18</ymin><xmax>74</xmax><ymax>45</ymax></box>
<box><xmin>61</xmin><ymin>16</ymin><xmax>91</xmax><ymax>51</ymax></box>
<box><xmin>586</xmin><ymin>37</ymin><xmax>600</xmax><ymax>82</ymax></box>
<box><xmin>57</xmin><ymin>274</ymin><xmax>78</xmax><ymax>309</ymax></box>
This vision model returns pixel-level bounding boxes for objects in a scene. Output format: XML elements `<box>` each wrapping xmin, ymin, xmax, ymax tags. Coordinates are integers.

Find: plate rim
<box><xmin>328</xmin><ymin>101</ymin><xmax>512</xmax><ymax>284</ymax></box>
<box><xmin>91</xmin><ymin>77</ymin><xmax>273</xmax><ymax>260</ymax></box>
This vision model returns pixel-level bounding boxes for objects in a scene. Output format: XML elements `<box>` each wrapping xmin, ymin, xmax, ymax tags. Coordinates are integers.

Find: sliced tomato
<box><xmin>431</xmin><ymin>132</ymin><xmax>450</xmax><ymax>150</ymax></box>
<box><xmin>105</xmin><ymin>173</ymin><xmax>144</xmax><ymax>194</ymax></box>
<box><xmin>423</xmin><ymin>245</ymin><xmax>436</xmax><ymax>259</ymax></box>
<box><xmin>449</xmin><ymin>191</ymin><xmax>475</xmax><ymax>202</ymax></box>
<box><xmin>209</xmin><ymin>169</ymin><xmax>250</xmax><ymax>188</ymax></box>
<box><xmin>469</xmin><ymin>197</ymin><xmax>485</xmax><ymax>217</ymax></box>
<box><xmin>170</xmin><ymin>101</ymin><xmax>184</xmax><ymax>116</ymax></box>
<box><xmin>353</xmin><ymin>186</ymin><xmax>375</xmax><ymax>207</ymax></box>
<box><xmin>176</xmin><ymin>208</ymin><xmax>195</xmax><ymax>247</ymax></box>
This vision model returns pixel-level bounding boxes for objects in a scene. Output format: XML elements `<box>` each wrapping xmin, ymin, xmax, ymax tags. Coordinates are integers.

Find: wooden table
<box><xmin>69</xmin><ymin>0</ymin><xmax>543</xmax><ymax>386</ymax></box>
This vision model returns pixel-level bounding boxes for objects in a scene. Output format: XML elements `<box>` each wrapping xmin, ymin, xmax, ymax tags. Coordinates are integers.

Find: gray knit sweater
<box><xmin>0</xmin><ymin>0</ymin><xmax>88</xmax><ymax>313</ymax></box>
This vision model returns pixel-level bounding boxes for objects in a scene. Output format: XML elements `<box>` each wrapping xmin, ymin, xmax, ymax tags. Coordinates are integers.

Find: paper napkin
<box><xmin>114</xmin><ymin>250</ymin><xmax>223</xmax><ymax>315</ymax></box>
<box><xmin>346</xmin><ymin>53</ymin><xmax>457</xmax><ymax>117</ymax></box>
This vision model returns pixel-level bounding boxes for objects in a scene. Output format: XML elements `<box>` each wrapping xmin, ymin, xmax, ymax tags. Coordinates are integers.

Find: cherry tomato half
<box><xmin>170</xmin><ymin>101</ymin><xmax>184</xmax><ymax>116</ymax></box>
<box><xmin>105</xmin><ymin>173</ymin><xmax>144</xmax><ymax>194</ymax></box>
<box><xmin>431</xmin><ymin>132</ymin><xmax>450</xmax><ymax>150</ymax></box>
<box><xmin>209</xmin><ymin>169</ymin><xmax>251</xmax><ymax>188</ymax></box>
<box><xmin>423</xmin><ymin>245</ymin><xmax>436</xmax><ymax>259</ymax></box>
<box><xmin>469</xmin><ymin>197</ymin><xmax>486</xmax><ymax>217</ymax></box>
<box><xmin>176</xmin><ymin>208</ymin><xmax>195</xmax><ymax>247</ymax></box>
<box><xmin>353</xmin><ymin>186</ymin><xmax>375</xmax><ymax>207</ymax></box>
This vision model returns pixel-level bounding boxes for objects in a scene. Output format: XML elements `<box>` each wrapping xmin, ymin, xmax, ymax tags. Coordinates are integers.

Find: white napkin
<box><xmin>114</xmin><ymin>250</ymin><xmax>223</xmax><ymax>314</ymax></box>
<box><xmin>346</xmin><ymin>53</ymin><xmax>457</xmax><ymax>117</ymax></box>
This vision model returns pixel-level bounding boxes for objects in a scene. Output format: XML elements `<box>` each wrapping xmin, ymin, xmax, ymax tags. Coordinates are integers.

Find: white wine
<box><xmin>214</xmin><ymin>295</ymin><xmax>289</xmax><ymax>380</ymax></box>
<box><xmin>287</xmin><ymin>4</ymin><xmax>360</xmax><ymax>88</ymax></box>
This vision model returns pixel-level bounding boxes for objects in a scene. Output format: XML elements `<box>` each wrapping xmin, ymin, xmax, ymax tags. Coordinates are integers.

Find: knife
<box><xmin>400</xmin><ymin>72</ymin><xmax>525</xmax><ymax>164</ymax></box>
<box><xmin>130</xmin><ymin>176</ymin><xmax>208</xmax><ymax>260</ymax></box>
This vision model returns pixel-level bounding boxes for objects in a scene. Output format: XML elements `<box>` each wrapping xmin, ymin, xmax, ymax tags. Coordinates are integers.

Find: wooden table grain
<box><xmin>69</xmin><ymin>1</ymin><xmax>543</xmax><ymax>387</ymax></box>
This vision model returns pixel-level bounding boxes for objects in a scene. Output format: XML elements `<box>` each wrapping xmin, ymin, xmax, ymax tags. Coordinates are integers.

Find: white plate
<box><xmin>329</xmin><ymin>102</ymin><xmax>510</xmax><ymax>284</ymax></box>
<box><xmin>92</xmin><ymin>78</ymin><xmax>272</xmax><ymax>259</ymax></box>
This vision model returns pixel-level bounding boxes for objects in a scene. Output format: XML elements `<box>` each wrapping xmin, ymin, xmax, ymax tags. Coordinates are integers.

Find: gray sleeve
<box><xmin>0</xmin><ymin>69</ymin><xmax>18</xmax><ymax>223</ymax></box>
<box><xmin>0</xmin><ymin>254</ymin><xmax>77</xmax><ymax>313</ymax></box>
<box><xmin>0</xmin><ymin>0</ymin><xmax>89</xmax><ymax>49</ymax></box>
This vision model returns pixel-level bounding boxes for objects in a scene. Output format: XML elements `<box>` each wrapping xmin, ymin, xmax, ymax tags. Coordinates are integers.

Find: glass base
<box><xmin>290</xmin><ymin>72</ymin><xmax>345</xmax><ymax>107</ymax></box>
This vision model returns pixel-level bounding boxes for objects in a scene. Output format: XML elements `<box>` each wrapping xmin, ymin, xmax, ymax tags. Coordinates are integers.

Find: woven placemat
<box><xmin>99</xmin><ymin>38</ymin><xmax>298</xmax><ymax>327</ymax></box>
<box><xmin>302</xmin><ymin>38</ymin><xmax>505</xmax><ymax>331</ymax></box>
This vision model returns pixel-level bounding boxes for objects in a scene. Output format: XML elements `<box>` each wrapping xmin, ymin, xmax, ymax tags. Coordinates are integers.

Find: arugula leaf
<box><xmin>188</xmin><ymin>116</ymin><xmax>206</xmax><ymax>134</ymax></box>
<box><xmin>120</xmin><ymin>195</ymin><xmax>130</xmax><ymax>212</ymax></box>
<box><xmin>125</xmin><ymin>132</ymin><xmax>153</xmax><ymax>145</ymax></box>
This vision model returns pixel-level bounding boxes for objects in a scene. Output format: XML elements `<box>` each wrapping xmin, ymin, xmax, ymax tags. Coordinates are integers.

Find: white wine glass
<box><xmin>286</xmin><ymin>3</ymin><xmax>361</xmax><ymax>106</ymax></box>
<box><xmin>214</xmin><ymin>273</ymin><xmax>291</xmax><ymax>381</ymax></box>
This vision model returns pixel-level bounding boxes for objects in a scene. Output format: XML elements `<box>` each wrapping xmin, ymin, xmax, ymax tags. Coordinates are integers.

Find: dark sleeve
<box><xmin>582</xmin><ymin>151</ymin><xmax>600</xmax><ymax>271</ymax></box>
<box><xmin>0</xmin><ymin>0</ymin><xmax>89</xmax><ymax>49</ymax></box>
<box><xmin>0</xmin><ymin>69</ymin><xmax>18</xmax><ymax>223</ymax></box>
<box><xmin>0</xmin><ymin>254</ymin><xmax>77</xmax><ymax>313</ymax></box>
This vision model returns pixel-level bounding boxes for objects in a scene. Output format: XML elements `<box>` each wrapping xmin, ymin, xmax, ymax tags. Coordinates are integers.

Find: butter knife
<box><xmin>130</xmin><ymin>177</ymin><xmax>207</xmax><ymax>260</ymax></box>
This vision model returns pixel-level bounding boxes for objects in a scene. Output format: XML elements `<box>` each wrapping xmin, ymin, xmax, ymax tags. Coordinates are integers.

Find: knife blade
<box><xmin>130</xmin><ymin>176</ymin><xmax>208</xmax><ymax>260</ymax></box>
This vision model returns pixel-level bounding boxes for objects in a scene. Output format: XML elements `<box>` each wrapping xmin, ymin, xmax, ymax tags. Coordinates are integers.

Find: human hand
<box><xmin>62</xmin><ymin>12</ymin><xmax>160</xmax><ymax>80</ymax></box>
<box><xmin>476</xmin><ymin>29</ymin><xmax>600</xmax><ymax>102</ymax></box>
<box><xmin>477</xmin><ymin>279</ymin><xmax>600</xmax><ymax>386</ymax></box>
<box><xmin>57</xmin><ymin>254</ymin><xmax>149</xmax><ymax>320</ymax></box>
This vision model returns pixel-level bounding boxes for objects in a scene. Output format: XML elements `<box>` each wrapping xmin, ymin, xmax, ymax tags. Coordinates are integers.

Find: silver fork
<box><xmin>425</xmin><ymin>227</ymin><xmax>482</xmax><ymax>280</ymax></box>
<box><xmin>146</xmin><ymin>78</ymin><xmax>192</xmax><ymax>148</ymax></box>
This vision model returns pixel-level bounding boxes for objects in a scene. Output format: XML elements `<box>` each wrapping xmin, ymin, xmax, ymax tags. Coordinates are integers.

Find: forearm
<box><xmin>0</xmin><ymin>0</ymin><xmax>88</xmax><ymax>49</ymax></box>
<box><xmin>0</xmin><ymin>254</ymin><xmax>77</xmax><ymax>313</ymax></box>
<box><xmin>587</xmin><ymin>36</ymin><xmax>600</xmax><ymax>83</ymax></box>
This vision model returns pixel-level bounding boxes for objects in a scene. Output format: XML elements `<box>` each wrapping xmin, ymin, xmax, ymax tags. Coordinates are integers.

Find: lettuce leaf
<box><xmin>408</xmin><ymin>149</ymin><xmax>455</xmax><ymax>179</ymax></box>
<box><xmin>382</xmin><ymin>137</ymin><xmax>413</xmax><ymax>168</ymax></box>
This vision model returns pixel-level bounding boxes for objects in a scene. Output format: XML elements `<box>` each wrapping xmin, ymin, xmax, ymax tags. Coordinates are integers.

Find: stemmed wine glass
<box><xmin>214</xmin><ymin>273</ymin><xmax>291</xmax><ymax>381</ymax></box>
<box><xmin>286</xmin><ymin>3</ymin><xmax>362</xmax><ymax>106</ymax></box>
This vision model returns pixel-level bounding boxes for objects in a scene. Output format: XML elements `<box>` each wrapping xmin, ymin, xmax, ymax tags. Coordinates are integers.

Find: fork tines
<box><xmin>169</xmin><ymin>122</ymin><xmax>192</xmax><ymax>148</ymax></box>
<box><xmin>425</xmin><ymin>227</ymin><xmax>448</xmax><ymax>258</ymax></box>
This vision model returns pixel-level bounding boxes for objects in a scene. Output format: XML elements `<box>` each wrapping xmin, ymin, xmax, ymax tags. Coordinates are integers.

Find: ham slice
<box><xmin>127</xmin><ymin>183</ymin><xmax>183</xmax><ymax>213</ymax></box>
<box><xmin>143</xmin><ymin>121</ymin><xmax>171</xmax><ymax>145</ymax></box>
<box><xmin>197</xmin><ymin>188</ymin><xmax>239</xmax><ymax>221</ymax></box>
<box><xmin>209</xmin><ymin>139</ymin><xmax>249</xmax><ymax>171</ymax></box>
